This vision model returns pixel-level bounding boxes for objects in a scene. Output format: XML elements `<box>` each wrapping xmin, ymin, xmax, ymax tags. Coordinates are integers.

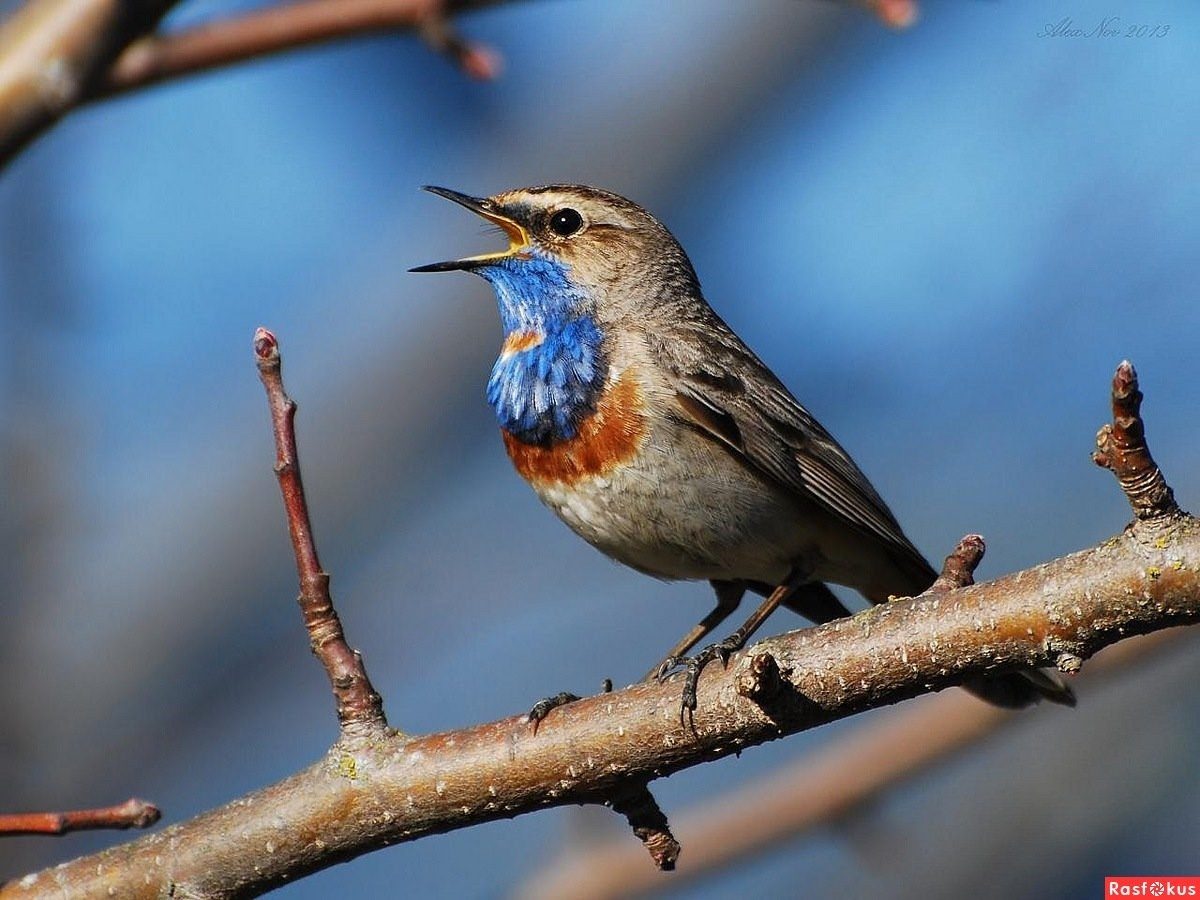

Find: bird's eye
<box><xmin>548</xmin><ymin>208</ymin><xmax>583</xmax><ymax>237</ymax></box>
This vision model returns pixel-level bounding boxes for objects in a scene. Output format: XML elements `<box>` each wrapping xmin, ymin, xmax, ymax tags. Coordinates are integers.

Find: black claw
<box><xmin>655</xmin><ymin>656</ymin><xmax>685</xmax><ymax>682</ymax></box>
<box><xmin>681</xmin><ymin>659</ymin><xmax>702</xmax><ymax>713</ymax></box>
<box><xmin>527</xmin><ymin>691</ymin><xmax>580</xmax><ymax>734</ymax></box>
<box><xmin>666</xmin><ymin>639</ymin><xmax>743</xmax><ymax>723</ymax></box>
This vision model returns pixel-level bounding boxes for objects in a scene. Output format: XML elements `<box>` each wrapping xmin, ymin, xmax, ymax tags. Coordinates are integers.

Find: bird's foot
<box><xmin>525</xmin><ymin>678</ymin><xmax>611</xmax><ymax>734</ymax></box>
<box><xmin>656</xmin><ymin>635</ymin><xmax>742</xmax><ymax>718</ymax></box>
<box><xmin>526</xmin><ymin>691</ymin><xmax>580</xmax><ymax>733</ymax></box>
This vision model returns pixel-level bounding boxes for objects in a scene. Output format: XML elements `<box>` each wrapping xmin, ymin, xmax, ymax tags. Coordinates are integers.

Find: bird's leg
<box><xmin>663</xmin><ymin>567</ymin><xmax>808</xmax><ymax>716</ymax></box>
<box><xmin>643</xmin><ymin>580</ymin><xmax>746</xmax><ymax>682</ymax></box>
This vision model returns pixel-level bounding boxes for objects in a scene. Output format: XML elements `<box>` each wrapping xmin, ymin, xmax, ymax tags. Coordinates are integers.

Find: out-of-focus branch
<box><xmin>96</xmin><ymin>0</ymin><xmax>922</xmax><ymax>97</ymax></box>
<box><xmin>101</xmin><ymin>0</ymin><xmax>510</xmax><ymax>96</ymax></box>
<box><xmin>254</xmin><ymin>328</ymin><xmax>388</xmax><ymax>739</ymax></box>
<box><xmin>0</xmin><ymin>0</ymin><xmax>913</xmax><ymax>168</ymax></box>
<box><xmin>855</xmin><ymin>0</ymin><xmax>918</xmax><ymax>28</ymax></box>
<box><xmin>0</xmin><ymin>799</ymin><xmax>160</xmax><ymax>837</ymax></box>
<box><xmin>0</xmin><ymin>0</ymin><xmax>178</xmax><ymax>166</ymax></box>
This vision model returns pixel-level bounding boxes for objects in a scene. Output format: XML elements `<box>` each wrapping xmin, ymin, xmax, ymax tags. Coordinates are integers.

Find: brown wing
<box><xmin>647</xmin><ymin>309</ymin><xmax>932</xmax><ymax>577</ymax></box>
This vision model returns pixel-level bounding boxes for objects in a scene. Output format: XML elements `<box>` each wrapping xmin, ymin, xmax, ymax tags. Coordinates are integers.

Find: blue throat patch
<box><xmin>480</xmin><ymin>252</ymin><xmax>607</xmax><ymax>445</ymax></box>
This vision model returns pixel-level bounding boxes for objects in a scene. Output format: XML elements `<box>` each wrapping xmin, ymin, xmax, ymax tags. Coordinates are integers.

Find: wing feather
<box><xmin>647</xmin><ymin>310</ymin><xmax>927</xmax><ymax>571</ymax></box>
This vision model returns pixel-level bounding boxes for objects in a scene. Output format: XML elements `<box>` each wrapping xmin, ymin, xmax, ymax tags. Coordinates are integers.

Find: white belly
<box><xmin>524</xmin><ymin>425</ymin><xmax>812</xmax><ymax>586</ymax></box>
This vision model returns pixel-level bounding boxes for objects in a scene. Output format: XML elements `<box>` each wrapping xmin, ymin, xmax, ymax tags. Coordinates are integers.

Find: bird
<box><xmin>411</xmin><ymin>184</ymin><xmax>1074</xmax><ymax>715</ymax></box>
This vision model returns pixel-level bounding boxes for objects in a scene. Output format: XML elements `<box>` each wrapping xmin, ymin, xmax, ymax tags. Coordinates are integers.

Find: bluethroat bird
<box><xmin>412</xmin><ymin>184</ymin><xmax>1074</xmax><ymax>714</ymax></box>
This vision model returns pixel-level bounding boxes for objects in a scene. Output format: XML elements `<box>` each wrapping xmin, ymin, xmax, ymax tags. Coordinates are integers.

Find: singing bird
<box><xmin>412</xmin><ymin>184</ymin><xmax>1073</xmax><ymax>713</ymax></box>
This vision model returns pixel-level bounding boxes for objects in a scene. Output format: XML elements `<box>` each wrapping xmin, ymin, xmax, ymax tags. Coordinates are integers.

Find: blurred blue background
<box><xmin>1</xmin><ymin>0</ymin><xmax>1198</xmax><ymax>896</ymax></box>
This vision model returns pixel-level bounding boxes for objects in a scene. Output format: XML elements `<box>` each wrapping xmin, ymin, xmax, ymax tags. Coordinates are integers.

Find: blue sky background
<box><xmin>1</xmin><ymin>1</ymin><xmax>1198</xmax><ymax>896</ymax></box>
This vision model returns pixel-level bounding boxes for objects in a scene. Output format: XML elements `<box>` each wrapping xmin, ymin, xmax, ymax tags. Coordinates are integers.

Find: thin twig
<box><xmin>254</xmin><ymin>327</ymin><xmax>388</xmax><ymax>738</ymax></box>
<box><xmin>416</xmin><ymin>3</ymin><xmax>502</xmax><ymax>80</ymax></box>
<box><xmin>253</xmin><ymin>328</ymin><xmax>670</xmax><ymax>865</ymax></box>
<box><xmin>101</xmin><ymin>0</ymin><xmax>509</xmax><ymax>96</ymax></box>
<box><xmin>0</xmin><ymin>798</ymin><xmax>160</xmax><ymax>837</ymax></box>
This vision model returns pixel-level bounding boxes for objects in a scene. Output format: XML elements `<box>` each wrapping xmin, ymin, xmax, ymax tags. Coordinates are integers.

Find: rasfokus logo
<box><xmin>1106</xmin><ymin>878</ymin><xmax>1200</xmax><ymax>897</ymax></box>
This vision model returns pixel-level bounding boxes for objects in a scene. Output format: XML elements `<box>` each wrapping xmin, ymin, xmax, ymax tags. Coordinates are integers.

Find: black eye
<box><xmin>548</xmin><ymin>208</ymin><xmax>583</xmax><ymax>237</ymax></box>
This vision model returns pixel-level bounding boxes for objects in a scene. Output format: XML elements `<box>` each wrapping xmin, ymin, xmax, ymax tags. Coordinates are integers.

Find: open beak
<box><xmin>409</xmin><ymin>186</ymin><xmax>530</xmax><ymax>273</ymax></box>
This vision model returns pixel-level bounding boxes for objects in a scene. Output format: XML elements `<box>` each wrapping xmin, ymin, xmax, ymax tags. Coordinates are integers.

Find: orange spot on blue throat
<box><xmin>501</xmin><ymin>331</ymin><xmax>544</xmax><ymax>356</ymax></box>
<box><xmin>502</xmin><ymin>369</ymin><xmax>648</xmax><ymax>486</ymax></box>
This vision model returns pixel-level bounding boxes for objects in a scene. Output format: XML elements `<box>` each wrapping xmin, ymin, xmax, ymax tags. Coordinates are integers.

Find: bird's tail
<box><xmin>962</xmin><ymin>669</ymin><xmax>1076</xmax><ymax>708</ymax></box>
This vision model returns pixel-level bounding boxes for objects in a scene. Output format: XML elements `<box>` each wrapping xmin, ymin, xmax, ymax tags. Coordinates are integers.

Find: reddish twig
<box><xmin>101</xmin><ymin>0</ymin><xmax>508</xmax><ymax>96</ymax></box>
<box><xmin>252</xmin><ymin>328</ymin><xmax>669</xmax><ymax>865</ymax></box>
<box><xmin>0</xmin><ymin>798</ymin><xmax>160</xmax><ymax>837</ymax></box>
<box><xmin>1093</xmin><ymin>361</ymin><xmax>1182</xmax><ymax>521</ymax></box>
<box><xmin>254</xmin><ymin>328</ymin><xmax>388</xmax><ymax>738</ymax></box>
<box><xmin>416</xmin><ymin>4</ymin><xmax>502</xmax><ymax>80</ymax></box>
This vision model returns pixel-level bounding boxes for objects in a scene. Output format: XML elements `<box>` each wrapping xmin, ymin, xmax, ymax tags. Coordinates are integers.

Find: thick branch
<box><xmin>14</xmin><ymin>515</ymin><xmax>1200</xmax><ymax>897</ymax></box>
<box><xmin>522</xmin><ymin>628</ymin><xmax>1190</xmax><ymax>900</ymax></box>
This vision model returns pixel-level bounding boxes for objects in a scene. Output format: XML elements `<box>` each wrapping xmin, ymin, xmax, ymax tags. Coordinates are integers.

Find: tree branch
<box><xmin>253</xmin><ymin>328</ymin><xmax>389</xmax><ymax>739</ymax></box>
<box><xmin>0</xmin><ymin>0</ymin><xmax>179</xmax><ymax>166</ymax></box>
<box><xmin>0</xmin><ymin>799</ymin><xmax>159</xmax><ymax>837</ymax></box>
<box><xmin>0</xmin><ymin>0</ymin><xmax>915</xmax><ymax>168</ymax></box>
<box><xmin>520</xmin><ymin>627</ymin><xmax>1192</xmax><ymax>899</ymax></box>
<box><xmin>7</xmin><ymin>360</ymin><xmax>1194</xmax><ymax>897</ymax></box>
<box><xmin>93</xmin><ymin>0</ymin><xmax>920</xmax><ymax>98</ymax></box>
<box><xmin>100</xmin><ymin>0</ymin><xmax>510</xmax><ymax>97</ymax></box>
